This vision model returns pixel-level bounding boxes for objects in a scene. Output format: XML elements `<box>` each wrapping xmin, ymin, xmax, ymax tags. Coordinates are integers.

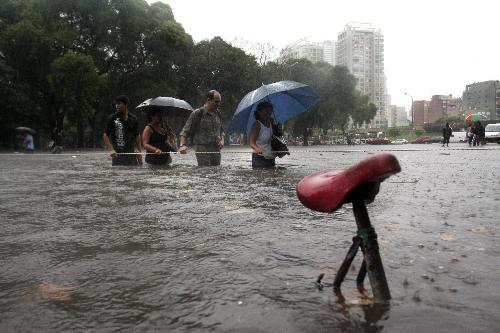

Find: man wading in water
<box><xmin>178</xmin><ymin>90</ymin><xmax>224</xmax><ymax>166</ymax></box>
<box><xmin>103</xmin><ymin>95</ymin><xmax>143</xmax><ymax>166</ymax></box>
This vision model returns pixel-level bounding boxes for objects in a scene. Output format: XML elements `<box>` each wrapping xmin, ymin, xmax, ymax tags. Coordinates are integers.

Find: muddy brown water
<box><xmin>1</xmin><ymin>145</ymin><xmax>499</xmax><ymax>332</ymax></box>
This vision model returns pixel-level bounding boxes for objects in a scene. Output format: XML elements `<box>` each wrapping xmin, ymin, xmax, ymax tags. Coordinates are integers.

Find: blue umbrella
<box><xmin>229</xmin><ymin>80</ymin><xmax>320</xmax><ymax>133</ymax></box>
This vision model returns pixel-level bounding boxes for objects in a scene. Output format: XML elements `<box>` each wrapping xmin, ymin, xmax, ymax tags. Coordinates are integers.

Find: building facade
<box><xmin>336</xmin><ymin>23</ymin><xmax>387</xmax><ymax>128</ymax></box>
<box><xmin>427</xmin><ymin>95</ymin><xmax>460</xmax><ymax>123</ymax></box>
<box><xmin>413</xmin><ymin>100</ymin><xmax>429</xmax><ymax>126</ymax></box>
<box><xmin>461</xmin><ymin>80</ymin><xmax>500</xmax><ymax>120</ymax></box>
<box><xmin>389</xmin><ymin>105</ymin><xmax>409</xmax><ymax>127</ymax></box>
<box><xmin>321</xmin><ymin>40</ymin><xmax>335</xmax><ymax>66</ymax></box>
<box><xmin>279</xmin><ymin>38</ymin><xmax>336</xmax><ymax>66</ymax></box>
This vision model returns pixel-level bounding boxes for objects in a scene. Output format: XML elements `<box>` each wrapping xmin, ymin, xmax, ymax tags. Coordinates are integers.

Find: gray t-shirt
<box><xmin>180</xmin><ymin>107</ymin><xmax>224</xmax><ymax>145</ymax></box>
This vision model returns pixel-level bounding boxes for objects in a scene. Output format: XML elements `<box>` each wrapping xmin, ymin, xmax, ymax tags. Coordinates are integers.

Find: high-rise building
<box><xmin>461</xmin><ymin>80</ymin><xmax>500</xmax><ymax>120</ymax></box>
<box><xmin>389</xmin><ymin>105</ymin><xmax>409</xmax><ymax>127</ymax></box>
<box><xmin>279</xmin><ymin>38</ymin><xmax>336</xmax><ymax>66</ymax></box>
<box><xmin>336</xmin><ymin>23</ymin><xmax>387</xmax><ymax>128</ymax></box>
<box><xmin>321</xmin><ymin>40</ymin><xmax>335</xmax><ymax>66</ymax></box>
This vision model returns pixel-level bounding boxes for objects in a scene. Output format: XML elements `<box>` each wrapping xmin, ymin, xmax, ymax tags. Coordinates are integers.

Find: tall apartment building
<box><xmin>321</xmin><ymin>40</ymin><xmax>335</xmax><ymax>66</ymax></box>
<box><xmin>279</xmin><ymin>38</ymin><xmax>336</xmax><ymax>66</ymax></box>
<box><xmin>461</xmin><ymin>80</ymin><xmax>500</xmax><ymax>120</ymax></box>
<box><xmin>389</xmin><ymin>105</ymin><xmax>409</xmax><ymax>127</ymax></box>
<box><xmin>336</xmin><ymin>23</ymin><xmax>387</xmax><ymax>128</ymax></box>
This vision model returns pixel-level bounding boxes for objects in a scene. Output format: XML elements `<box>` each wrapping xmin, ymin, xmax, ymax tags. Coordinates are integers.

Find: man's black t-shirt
<box><xmin>104</xmin><ymin>111</ymin><xmax>139</xmax><ymax>153</ymax></box>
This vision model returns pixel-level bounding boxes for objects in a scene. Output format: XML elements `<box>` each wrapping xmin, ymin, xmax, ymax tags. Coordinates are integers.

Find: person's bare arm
<box><xmin>142</xmin><ymin>126</ymin><xmax>161</xmax><ymax>154</ymax></box>
<box><xmin>179</xmin><ymin>111</ymin><xmax>197</xmax><ymax>154</ymax></box>
<box><xmin>179</xmin><ymin>135</ymin><xmax>188</xmax><ymax>154</ymax></box>
<box><xmin>218</xmin><ymin>132</ymin><xmax>225</xmax><ymax>150</ymax></box>
<box><xmin>135</xmin><ymin>134</ymin><xmax>143</xmax><ymax>164</ymax></box>
<box><xmin>102</xmin><ymin>133</ymin><xmax>117</xmax><ymax>157</ymax></box>
<box><xmin>249</xmin><ymin>122</ymin><xmax>262</xmax><ymax>154</ymax></box>
<box><xmin>136</xmin><ymin>134</ymin><xmax>142</xmax><ymax>152</ymax></box>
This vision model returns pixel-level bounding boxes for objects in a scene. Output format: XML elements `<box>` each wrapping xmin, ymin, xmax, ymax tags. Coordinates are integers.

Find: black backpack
<box><xmin>271</xmin><ymin>121</ymin><xmax>290</xmax><ymax>158</ymax></box>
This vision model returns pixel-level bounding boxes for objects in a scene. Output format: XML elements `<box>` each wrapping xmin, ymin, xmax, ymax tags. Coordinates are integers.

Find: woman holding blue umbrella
<box><xmin>249</xmin><ymin>101</ymin><xmax>276</xmax><ymax>168</ymax></box>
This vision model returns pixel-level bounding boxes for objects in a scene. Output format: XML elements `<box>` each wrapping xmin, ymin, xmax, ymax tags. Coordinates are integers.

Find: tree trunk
<box><xmin>77</xmin><ymin>118</ymin><xmax>85</xmax><ymax>148</ymax></box>
<box><xmin>88</xmin><ymin>112</ymin><xmax>97</xmax><ymax>148</ymax></box>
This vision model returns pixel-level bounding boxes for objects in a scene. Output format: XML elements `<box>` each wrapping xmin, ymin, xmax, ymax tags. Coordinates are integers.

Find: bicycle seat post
<box><xmin>352</xmin><ymin>196</ymin><xmax>391</xmax><ymax>301</ymax></box>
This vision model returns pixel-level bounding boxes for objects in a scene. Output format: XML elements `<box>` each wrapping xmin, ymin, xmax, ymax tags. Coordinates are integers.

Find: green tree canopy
<box><xmin>187</xmin><ymin>37</ymin><xmax>260</xmax><ymax>125</ymax></box>
<box><xmin>0</xmin><ymin>0</ymin><xmax>378</xmax><ymax>149</ymax></box>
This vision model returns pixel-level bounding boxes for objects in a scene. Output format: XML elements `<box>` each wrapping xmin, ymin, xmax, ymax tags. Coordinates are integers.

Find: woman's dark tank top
<box><xmin>145</xmin><ymin>125</ymin><xmax>171</xmax><ymax>165</ymax></box>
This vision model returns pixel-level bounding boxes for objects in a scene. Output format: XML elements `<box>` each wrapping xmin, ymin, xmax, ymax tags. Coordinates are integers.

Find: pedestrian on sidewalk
<box><xmin>442</xmin><ymin>122</ymin><xmax>452</xmax><ymax>147</ymax></box>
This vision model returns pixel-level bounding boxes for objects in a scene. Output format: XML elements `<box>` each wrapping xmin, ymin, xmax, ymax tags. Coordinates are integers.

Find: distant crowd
<box><xmin>465</xmin><ymin>121</ymin><xmax>485</xmax><ymax>147</ymax></box>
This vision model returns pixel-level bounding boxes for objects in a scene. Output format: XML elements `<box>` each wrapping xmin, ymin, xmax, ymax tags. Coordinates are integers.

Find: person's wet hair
<box><xmin>147</xmin><ymin>107</ymin><xmax>163</xmax><ymax>122</ymax></box>
<box><xmin>115</xmin><ymin>95</ymin><xmax>129</xmax><ymax>105</ymax></box>
<box><xmin>254</xmin><ymin>101</ymin><xmax>273</xmax><ymax>120</ymax></box>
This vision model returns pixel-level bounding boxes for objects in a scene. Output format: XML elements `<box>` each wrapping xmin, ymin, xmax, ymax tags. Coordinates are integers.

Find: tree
<box><xmin>351</xmin><ymin>91</ymin><xmax>377</xmax><ymax>128</ymax></box>
<box><xmin>0</xmin><ymin>14</ymin><xmax>63</xmax><ymax>136</ymax></box>
<box><xmin>261</xmin><ymin>60</ymin><xmax>370</xmax><ymax>144</ymax></box>
<box><xmin>387</xmin><ymin>127</ymin><xmax>401</xmax><ymax>138</ymax></box>
<box><xmin>0</xmin><ymin>0</ymin><xmax>196</xmax><ymax>148</ymax></box>
<box><xmin>230</xmin><ymin>37</ymin><xmax>277</xmax><ymax>66</ymax></box>
<box><xmin>48</xmin><ymin>52</ymin><xmax>102</xmax><ymax>147</ymax></box>
<box><xmin>0</xmin><ymin>1</ymin><xmax>377</xmax><ymax>149</ymax></box>
<box><xmin>187</xmin><ymin>37</ymin><xmax>260</xmax><ymax>127</ymax></box>
<box><xmin>0</xmin><ymin>57</ymin><xmax>31</xmax><ymax>148</ymax></box>
<box><xmin>260</xmin><ymin>59</ymin><xmax>328</xmax><ymax>144</ymax></box>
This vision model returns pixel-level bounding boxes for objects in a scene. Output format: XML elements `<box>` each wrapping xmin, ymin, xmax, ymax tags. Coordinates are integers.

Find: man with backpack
<box><xmin>179</xmin><ymin>90</ymin><xmax>224</xmax><ymax>166</ymax></box>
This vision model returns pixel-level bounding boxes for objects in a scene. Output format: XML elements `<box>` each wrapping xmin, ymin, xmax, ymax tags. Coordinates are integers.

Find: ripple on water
<box><xmin>1</xmin><ymin>147</ymin><xmax>500</xmax><ymax>332</ymax></box>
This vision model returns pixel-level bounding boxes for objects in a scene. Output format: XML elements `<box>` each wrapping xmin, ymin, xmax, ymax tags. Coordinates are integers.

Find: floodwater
<box><xmin>1</xmin><ymin>144</ymin><xmax>499</xmax><ymax>332</ymax></box>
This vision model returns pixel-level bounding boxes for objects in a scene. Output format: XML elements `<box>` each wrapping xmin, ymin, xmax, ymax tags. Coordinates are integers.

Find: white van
<box><xmin>485</xmin><ymin>123</ymin><xmax>500</xmax><ymax>143</ymax></box>
<box><xmin>450</xmin><ymin>131</ymin><xmax>467</xmax><ymax>143</ymax></box>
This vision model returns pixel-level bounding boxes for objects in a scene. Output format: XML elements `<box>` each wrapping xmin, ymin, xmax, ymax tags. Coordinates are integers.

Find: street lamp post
<box><xmin>404</xmin><ymin>92</ymin><xmax>414</xmax><ymax>127</ymax></box>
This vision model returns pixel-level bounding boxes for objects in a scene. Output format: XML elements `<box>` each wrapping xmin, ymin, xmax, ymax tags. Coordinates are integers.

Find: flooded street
<box><xmin>1</xmin><ymin>145</ymin><xmax>499</xmax><ymax>332</ymax></box>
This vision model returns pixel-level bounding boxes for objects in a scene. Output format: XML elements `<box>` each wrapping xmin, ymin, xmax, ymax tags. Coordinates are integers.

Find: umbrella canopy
<box><xmin>465</xmin><ymin>114</ymin><xmax>487</xmax><ymax>122</ymax></box>
<box><xmin>229</xmin><ymin>80</ymin><xmax>320</xmax><ymax>133</ymax></box>
<box><xmin>136</xmin><ymin>97</ymin><xmax>194</xmax><ymax>117</ymax></box>
<box><xmin>15</xmin><ymin>126</ymin><xmax>36</xmax><ymax>134</ymax></box>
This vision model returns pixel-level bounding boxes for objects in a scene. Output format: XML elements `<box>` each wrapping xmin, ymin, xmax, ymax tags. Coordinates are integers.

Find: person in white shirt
<box><xmin>249</xmin><ymin>101</ymin><xmax>276</xmax><ymax>168</ymax></box>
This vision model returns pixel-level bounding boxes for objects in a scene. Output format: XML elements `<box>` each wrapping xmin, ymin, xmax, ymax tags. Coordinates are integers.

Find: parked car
<box><xmin>485</xmin><ymin>123</ymin><xmax>500</xmax><ymax>143</ymax></box>
<box><xmin>430</xmin><ymin>136</ymin><xmax>444</xmax><ymax>143</ymax></box>
<box><xmin>367</xmin><ymin>138</ymin><xmax>391</xmax><ymax>145</ymax></box>
<box><xmin>391</xmin><ymin>138</ymin><xmax>408</xmax><ymax>144</ymax></box>
<box><xmin>411</xmin><ymin>135</ymin><xmax>432</xmax><ymax>144</ymax></box>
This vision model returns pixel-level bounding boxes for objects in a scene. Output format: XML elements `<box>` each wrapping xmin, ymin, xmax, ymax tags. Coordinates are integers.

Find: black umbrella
<box><xmin>15</xmin><ymin>126</ymin><xmax>36</xmax><ymax>134</ymax></box>
<box><xmin>136</xmin><ymin>97</ymin><xmax>194</xmax><ymax>117</ymax></box>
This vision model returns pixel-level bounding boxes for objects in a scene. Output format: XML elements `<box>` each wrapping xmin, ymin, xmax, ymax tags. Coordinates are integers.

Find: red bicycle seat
<box><xmin>296</xmin><ymin>153</ymin><xmax>401</xmax><ymax>213</ymax></box>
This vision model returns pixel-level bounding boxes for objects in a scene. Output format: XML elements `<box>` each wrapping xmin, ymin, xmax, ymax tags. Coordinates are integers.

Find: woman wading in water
<box><xmin>142</xmin><ymin>107</ymin><xmax>177</xmax><ymax>166</ymax></box>
<box><xmin>249</xmin><ymin>101</ymin><xmax>276</xmax><ymax>168</ymax></box>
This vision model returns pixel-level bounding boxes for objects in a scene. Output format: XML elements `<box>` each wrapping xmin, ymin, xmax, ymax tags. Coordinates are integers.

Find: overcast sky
<box><xmin>151</xmin><ymin>0</ymin><xmax>498</xmax><ymax>110</ymax></box>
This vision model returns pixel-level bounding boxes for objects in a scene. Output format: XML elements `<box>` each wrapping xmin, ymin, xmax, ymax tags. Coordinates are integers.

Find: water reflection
<box><xmin>332</xmin><ymin>289</ymin><xmax>390</xmax><ymax>333</ymax></box>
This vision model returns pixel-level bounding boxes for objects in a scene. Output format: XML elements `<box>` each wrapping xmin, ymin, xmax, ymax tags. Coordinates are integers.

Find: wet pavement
<box><xmin>1</xmin><ymin>144</ymin><xmax>499</xmax><ymax>332</ymax></box>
